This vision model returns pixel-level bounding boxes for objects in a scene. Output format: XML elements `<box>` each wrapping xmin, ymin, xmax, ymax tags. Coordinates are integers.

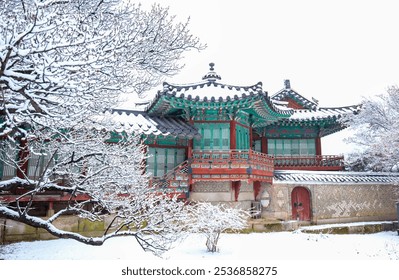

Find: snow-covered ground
<box><xmin>1</xmin><ymin>230</ymin><xmax>398</xmax><ymax>260</ymax></box>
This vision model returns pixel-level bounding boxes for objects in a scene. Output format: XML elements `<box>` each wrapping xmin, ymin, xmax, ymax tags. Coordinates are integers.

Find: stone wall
<box><xmin>261</xmin><ymin>182</ymin><xmax>399</xmax><ymax>224</ymax></box>
<box><xmin>189</xmin><ymin>181</ymin><xmax>254</xmax><ymax>210</ymax></box>
<box><xmin>190</xmin><ymin>181</ymin><xmax>231</xmax><ymax>201</ymax></box>
<box><xmin>0</xmin><ymin>215</ymin><xmax>112</xmax><ymax>244</ymax></box>
<box><xmin>312</xmin><ymin>184</ymin><xmax>398</xmax><ymax>224</ymax></box>
<box><xmin>260</xmin><ymin>182</ymin><xmax>290</xmax><ymax>220</ymax></box>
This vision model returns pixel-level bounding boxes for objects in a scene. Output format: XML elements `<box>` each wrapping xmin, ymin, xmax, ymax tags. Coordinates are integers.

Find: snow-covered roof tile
<box><xmin>103</xmin><ymin>109</ymin><xmax>201</xmax><ymax>139</ymax></box>
<box><xmin>285</xmin><ymin>105</ymin><xmax>361</xmax><ymax>121</ymax></box>
<box><xmin>274</xmin><ymin>170</ymin><xmax>399</xmax><ymax>184</ymax></box>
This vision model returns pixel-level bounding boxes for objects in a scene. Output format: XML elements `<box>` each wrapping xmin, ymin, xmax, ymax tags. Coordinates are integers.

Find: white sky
<box><xmin>142</xmin><ymin>0</ymin><xmax>399</xmax><ymax>155</ymax></box>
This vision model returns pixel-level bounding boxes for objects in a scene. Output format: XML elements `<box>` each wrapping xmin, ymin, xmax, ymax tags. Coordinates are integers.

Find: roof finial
<box><xmin>202</xmin><ymin>62</ymin><xmax>221</xmax><ymax>82</ymax></box>
<box><xmin>284</xmin><ymin>79</ymin><xmax>291</xmax><ymax>89</ymax></box>
<box><xmin>209</xmin><ymin>62</ymin><xmax>215</xmax><ymax>71</ymax></box>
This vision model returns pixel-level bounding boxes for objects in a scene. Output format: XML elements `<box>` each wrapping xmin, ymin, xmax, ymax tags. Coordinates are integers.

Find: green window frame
<box><xmin>194</xmin><ymin>123</ymin><xmax>230</xmax><ymax>150</ymax></box>
<box><xmin>147</xmin><ymin>147</ymin><xmax>186</xmax><ymax>177</ymax></box>
<box><xmin>0</xmin><ymin>141</ymin><xmax>18</xmax><ymax>180</ymax></box>
<box><xmin>236</xmin><ymin>125</ymin><xmax>249</xmax><ymax>150</ymax></box>
<box><xmin>268</xmin><ymin>139</ymin><xmax>316</xmax><ymax>156</ymax></box>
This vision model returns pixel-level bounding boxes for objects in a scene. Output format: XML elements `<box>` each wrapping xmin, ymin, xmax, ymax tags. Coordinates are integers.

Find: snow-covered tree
<box><xmin>0</xmin><ymin>0</ymin><xmax>203</xmax><ymax>255</ymax></box>
<box><xmin>1</xmin><ymin>0</ymin><xmax>203</xmax><ymax>140</ymax></box>
<box><xmin>343</xmin><ymin>86</ymin><xmax>399</xmax><ymax>172</ymax></box>
<box><xmin>188</xmin><ymin>202</ymin><xmax>250</xmax><ymax>253</ymax></box>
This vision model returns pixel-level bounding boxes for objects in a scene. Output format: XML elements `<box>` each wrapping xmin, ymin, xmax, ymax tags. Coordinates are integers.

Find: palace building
<box><xmin>106</xmin><ymin>63</ymin><xmax>398</xmax><ymax>224</ymax></box>
<box><xmin>1</xmin><ymin>63</ymin><xmax>398</xmax><ymax>227</ymax></box>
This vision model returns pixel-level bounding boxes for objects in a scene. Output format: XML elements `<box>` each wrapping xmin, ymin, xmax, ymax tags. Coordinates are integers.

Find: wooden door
<box><xmin>291</xmin><ymin>187</ymin><xmax>311</xmax><ymax>221</ymax></box>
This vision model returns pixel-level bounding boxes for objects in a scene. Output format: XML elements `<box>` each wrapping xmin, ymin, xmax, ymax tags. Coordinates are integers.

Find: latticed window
<box><xmin>147</xmin><ymin>147</ymin><xmax>185</xmax><ymax>177</ymax></box>
<box><xmin>253</xmin><ymin>139</ymin><xmax>261</xmax><ymax>152</ymax></box>
<box><xmin>268</xmin><ymin>139</ymin><xmax>316</xmax><ymax>156</ymax></box>
<box><xmin>193</xmin><ymin>123</ymin><xmax>230</xmax><ymax>150</ymax></box>
<box><xmin>27</xmin><ymin>149</ymin><xmax>55</xmax><ymax>180</ymax></box>
<box><xmin>236</xmin><ymin>124</ymin><xmax>250</xmax><ymax>150</ymax></box>
<box><xmin>0</xmin><ymin>141</ymin><xmax>18</xmax><ymax>180</ymax></box>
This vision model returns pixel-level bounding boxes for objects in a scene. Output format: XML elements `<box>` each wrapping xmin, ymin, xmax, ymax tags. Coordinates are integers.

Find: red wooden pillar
<box><xmin>187</xmin><ymin>120</ymin><xmax>194</xmax><ymax>190</ymax></box>
<box><xmin>47</xmin><ymin>201</ymin><xmax>55</xmax><ymax>217</ymax></box>
<box><xmin>253</xmin><ymin>181</ymin><xmax>261</xmax><ymax>201</ymax></box>
<box><xmin>249</xmin><ymin>126</ymin><xmax>253</xmax><ymax>150</ymax></box>
<box><xmin>17</xmin><ymin>138</ymin><xmax>29</xmax><ymax>179</ymax></box>
<box><xmin>261</xmin><ymin>137</ymin><xmax>268</xmax><ymax>154</ymax></box>
<box><xmin>187</xmin><ymin>138</ymin><xmax>193</xmax><ymax>190</ymax></box>
<box><xmin>187</xmin><ymin>139</ymin><xmax>193</xmax><ymax>159</ymax></box>
<box><xmin>315</xmin><ymin>137</ymin><xmax>322</xmax><ymax>155</ymax></box>
<box><xmin>230</xmin><ymin>120</ymin><xmax>236</xmax><ymax>149</ymax></box>
<box><xmin>232</xmin><ymin>181</ymin><xmax>241</xmax><ymax>201</ymax></box>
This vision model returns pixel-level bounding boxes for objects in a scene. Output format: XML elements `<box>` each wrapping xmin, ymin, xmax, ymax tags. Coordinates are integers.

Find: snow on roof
<box><xmin>271</xmin><ymin>81</ymin><xmax>318</xmax><ymax>110</ymax></box>
<box><xmin>274</xmin><ymin>170</ymin><xmax>399</xmax><ymax>184</ymax></box>
<box><xmin>103</xmin><ymin>109</ymin><xmax>201</xmax><ymax>139</ymax></box>
<box><xmin>288</xmin><ymin>105</ymin><xmax>362</xmax><ymax>120</ymax></box>
<box><xmin>159</xmin><ymin>80</ymin><xmax>265</xmax><ymax>101</ymax></box>
<box><xmin>148</xmin><ymin>62</ymin><xmax>271</xmax><ymax>103</ymax></box>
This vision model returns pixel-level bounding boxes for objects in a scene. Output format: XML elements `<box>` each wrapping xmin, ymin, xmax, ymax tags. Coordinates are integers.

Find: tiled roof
<box><xmin>271</xmin><ymin>84</ymin><xmax>318</xmax><ymax>110</ymax></box>
<box><xmin>105</xmin><ymin>109</ymin><xmax>201</xmax><ymax>139</ymax></box>
<box><xmin>286</xmin><ymin>105</ymin><xmax>362</xmax><ymax>121</ymax></box>
<box><xmin>145</xmin><ymin>63</ymin><xmax>293</xmax><ymax>118</ymax></box>
<box><xmin>145</xmin><ymin>81</ymin><xmax>293</xmax><ymax>116</ymax></box>
<box><xmin>274</xmin><ymin>170</ymin><xmax>399</xmax><ymax>184</ymax></box>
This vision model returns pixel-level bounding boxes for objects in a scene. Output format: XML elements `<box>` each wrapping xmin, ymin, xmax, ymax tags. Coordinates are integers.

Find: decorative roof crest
<box><xmin>202</xmin><ymin>62</ymin><xmax>221</xmax><ymax>82</ymax></box>
<box><xmin>284</xmin><ymin>79</ymin><xmax>291</xmax><ymax>89</ymax></box>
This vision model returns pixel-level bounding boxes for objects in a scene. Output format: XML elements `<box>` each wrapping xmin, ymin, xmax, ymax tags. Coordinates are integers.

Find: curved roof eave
<box><xmin>146</xmin><ymin>80</ymin><xmax>294</xmax><ymax>119</ymax></box>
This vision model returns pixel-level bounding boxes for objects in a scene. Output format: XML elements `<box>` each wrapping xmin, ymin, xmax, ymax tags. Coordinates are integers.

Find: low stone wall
<box><xmin>0</xmin><ymin>216</ymin><xmax>110</xmax><ymax>244</ymax></box>
<box><xmin>261</xmin><ymin>182</ymin><xmax>399</xmax><ymax>224</ymax></box>
<box><xmin>189</xmin><ymin>181</ymin><xmax>254</xmax><ymax>210</ymax></box>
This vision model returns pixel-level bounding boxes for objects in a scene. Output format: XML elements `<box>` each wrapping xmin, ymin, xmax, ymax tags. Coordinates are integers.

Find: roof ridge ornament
<box><xmin>284</xmin><ymin>79</ymin><xmax>291</xmax><ymax>89</ymax></box>
<box><xmin>202</xmin><ymin>62</ymin><xmax>221</xmax><ymax>82</ymax></box>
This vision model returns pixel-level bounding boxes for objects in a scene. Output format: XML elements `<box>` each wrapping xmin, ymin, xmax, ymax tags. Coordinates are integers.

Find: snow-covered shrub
<box><xmin>188</xmin><ymin>202</ymin><xmax>250</xmax><ymax>253</ymax></box>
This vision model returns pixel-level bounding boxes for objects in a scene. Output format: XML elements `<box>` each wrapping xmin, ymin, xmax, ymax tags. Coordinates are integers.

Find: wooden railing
<box><xmin>190</xmin><ymin>149</ymin><xmax>274</xmax><ymax>182</ymax></box>
<box><xmin>148</xmin><ymin>152</ymin><xmax>344</xmax><ymax>197</ymax></box>
<box><xmin>274</xmin><ymin>155</ymin><xmax>344</xmax><ymax>171</ymax></box>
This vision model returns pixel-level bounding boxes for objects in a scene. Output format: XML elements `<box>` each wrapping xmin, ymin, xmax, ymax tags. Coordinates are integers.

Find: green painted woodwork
<box><xmin>253</xmin><ymin>140</ymin><xmax>261</xmax><ymax>152</ymax></box>
<box><xmin>107</xmin><ymin>131</ymin><xmax>129</xmax><ymax>143</ymax></box>
<box><xmin>263</xmin><ymin>125</ymin><xmax>318</xmax><ymax>138</ymax></box>
<box><xmin>262</xmin><ymin>120</ymin><xmax>344</xmax><ymax>138</ymax></box>
<box><xmin>144</xmin><ymin>135</ymin><xmax>188</xmax><ymax>146</ymax></box>
<box><xmin>0</xmin><ymin>141</ymin><xmax>18</xmax><ymax>180</ymax></box>
<box><xmin>267</xmin><ymin>138</ymin><xmax>316</xmax><ymax>156</ymax></box>
<box><xmin>147</xmin><ymin>147</ymin><xmax>185</xmax><ymax>177</ymax></box>
<box><xmin>147</xmin><ymin>94</ymin><xmax>290</xmax><ymax>126</ymax></box>
<box><xmin>27</xmin><ymin>146</ymin><xmax>56</xmax><ymax>180</ymax></box>
<box><xmin>193</xmin><ymin>123</ymin><xmax>230</xmax><ymax>150</ymax></box>
<box><xmin>236</xmin><ymin>125</ymin><xmax>250</xmax><ymax>150</ymax></box>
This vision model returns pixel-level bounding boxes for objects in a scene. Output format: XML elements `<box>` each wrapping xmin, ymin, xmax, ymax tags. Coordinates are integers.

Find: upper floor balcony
<box><xmin>149</xmin><ymin>151</ymin><xmax>345</xmax><ymax>195</ymax></box>
<box><xmin>190</xmin><ymin>149</ymin><xmax>274</xmax><ymax>183</ymax></box>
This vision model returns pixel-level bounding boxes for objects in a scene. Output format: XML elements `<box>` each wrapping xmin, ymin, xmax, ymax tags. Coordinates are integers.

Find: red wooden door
<box><xmin>291</xmin><ymin>187</ymin><xmax>311</xmax><ymax>221</ymax></box>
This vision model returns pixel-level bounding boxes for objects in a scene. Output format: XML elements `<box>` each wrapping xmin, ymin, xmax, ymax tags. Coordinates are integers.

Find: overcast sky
<box><xmin>142</xmin><ymin>0</ymin><xmax>399</xmax><ymax>154</ymax></box>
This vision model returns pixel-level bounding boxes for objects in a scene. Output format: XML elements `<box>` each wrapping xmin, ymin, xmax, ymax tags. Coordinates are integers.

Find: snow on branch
<box><xmin>188</xmin><ymin>202</ymin><xmax>250</xmax><ymax>253</ymax></box>
<box><xmin>1</xmin><ymin>0</ymin><xmax>204</xmax><ymax>255</ymax></box>
<box><xmin>343</xmin><ymin>86</ymin><xmax>399</xmax><ymax>172</ymax></box>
